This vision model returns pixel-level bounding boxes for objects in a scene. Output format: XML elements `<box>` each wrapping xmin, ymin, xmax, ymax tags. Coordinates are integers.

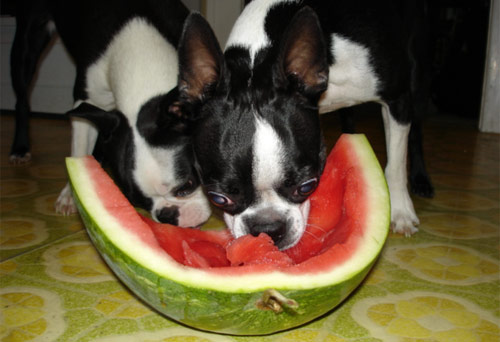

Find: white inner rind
<box><xmin>66</xmin><ymin>134</ymin><xmax>390</xmax><ymax>293</ymax></box>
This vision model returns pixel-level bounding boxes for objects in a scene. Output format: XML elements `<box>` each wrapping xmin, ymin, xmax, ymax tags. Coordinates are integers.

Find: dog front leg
<box><xmin>55</xmin><ymin>113</ymin><xmax>98</xmax><ymax>215</ymax></box>
<box><xmin>381</xmin><ymin>103</ymin><xmax>419</xmax><ymax>236</ymax></box>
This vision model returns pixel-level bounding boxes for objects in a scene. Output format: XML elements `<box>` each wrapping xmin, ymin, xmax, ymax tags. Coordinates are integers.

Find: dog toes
<box><xmin>56</xmin><ymin>201</ymin><xmax>78</xmax><ymax>215</ymax></box>
<box><xmin>391</xmin><ymin>211</ymin><xmax>420</xmax><ymax>237</ymax></box>
<box><xmin>9</xmin><ymin>152</ymin><xmax>32</xmax><ymax>165</ymax></box>
<box><xmin>391</xmin><ymin>221</ymin><xmax>419</xmax><ymax>237</ymax></box>
<box><xmin>55</xmin><ymin>185</ymin><xmax>77</xmax><ymax>215</ymax></box>
<box><xmin>55</xmin><ymin>199</ymin><xmax>77</xmax><ymax>215</ymax></box>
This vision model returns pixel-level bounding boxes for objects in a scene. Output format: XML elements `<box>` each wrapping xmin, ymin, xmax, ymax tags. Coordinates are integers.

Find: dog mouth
<box><xmin>223</xmin><ymin>199</ymin><xmax>311</xmax><ymax>250</ymax></box>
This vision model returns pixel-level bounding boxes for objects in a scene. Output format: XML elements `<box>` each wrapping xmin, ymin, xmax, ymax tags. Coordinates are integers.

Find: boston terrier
<box><xmin>10</xmin><ymin>0</ymin><xmax>211</xmax><ymax>227</ymax></box>
<box><xmin>177</xmin><ymin>0</ymin><xmax>433</xmax><ymax>248</ymax></box>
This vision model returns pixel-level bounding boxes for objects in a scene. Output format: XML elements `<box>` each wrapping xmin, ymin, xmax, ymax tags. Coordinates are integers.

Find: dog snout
<box><xmin>247</xmin><ymin>218</ymin><xmax>287</xmax><ymax>246</ymax></box>
<box><xmin>156</xmin><ymin>206</ymin><xmax>180</xmax><ymax>225</ymax></box>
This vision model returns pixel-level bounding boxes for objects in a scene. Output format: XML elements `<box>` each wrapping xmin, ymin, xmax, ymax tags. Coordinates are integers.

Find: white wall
<box><xmin>203</xmin><ymin>0</ymin><xmax>244</xmax><ymax>48</ymax></box>
<box><xmin>479</xmin><ymin>0</ymin><xmax>500</xmax><ymax>133</ymax></box>
<box><xmin>0</xmin><ymin>0</ymin><xmax>243</xmax><ymax>114</ymax></box>
<box><xmin>182</xmin><ymin>0</ymin><xmax>201</xmax><ymax>12</ymax></box>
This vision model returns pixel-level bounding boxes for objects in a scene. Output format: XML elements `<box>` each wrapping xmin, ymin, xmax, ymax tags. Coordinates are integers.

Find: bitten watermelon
<box><xmin>226</xmin><ymin>233</ymin><xmax>294</xmax><ymax>267</ymax></box>
<box><xmin>67</xmin><ymin>134</ymin><xmax>390</xmax><ymax>335</ymax></box>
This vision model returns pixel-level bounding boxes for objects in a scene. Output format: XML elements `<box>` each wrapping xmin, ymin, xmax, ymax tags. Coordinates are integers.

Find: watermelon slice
<box><xmin>67</xmin><ymin>134</ymin><xmax>389</xmax><ymax>335</ymax></box>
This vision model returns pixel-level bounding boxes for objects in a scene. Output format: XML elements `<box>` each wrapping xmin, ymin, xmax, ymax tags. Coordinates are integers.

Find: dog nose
<box><xmin>248</xmin><ymin>221</ymin><xmax>287</xmax><ymax>245</ymax></box>
<box><xmin>156</xmin><ymin>206</ymin><xmax>179</xmax><ymax>225</ymax></box>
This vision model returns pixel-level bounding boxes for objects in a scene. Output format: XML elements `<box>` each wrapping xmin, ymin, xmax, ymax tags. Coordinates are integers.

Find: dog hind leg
<box><xmin>409</xmin><ymin>120</ymin><xmax>434</xmax><ymax>197</ymax></box>
<box><xmin>10</xmin><ymin>8</ymin><xmax>54</xmax><ymax>163</ymax></box>
<box><xmin>406</xmin><ymin>0</ymin><xmax>434</xmax><ymax>199</ymax></box>
<box><xmin>381</xmin><ymin>100</ymin><xmax>419</xmax><ymax>236</ymax></box>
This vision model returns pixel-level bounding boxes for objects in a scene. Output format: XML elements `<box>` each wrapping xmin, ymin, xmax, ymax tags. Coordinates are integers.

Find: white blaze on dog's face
<box><xmin>222</xmin><ymin>116</ymin><xmax>312</xmax><ymax>250</ymax></box>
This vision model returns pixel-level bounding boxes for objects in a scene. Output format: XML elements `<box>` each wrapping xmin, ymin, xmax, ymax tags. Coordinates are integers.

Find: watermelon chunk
<box><xmin>141</xmin><ymin>214</ymin><xmax>231</xmax><ymax>267</ymax></box>
<box><xmin>226</xmin><ymin>233</ymin><xmax>294</xmax><ymax>267</ymax></box>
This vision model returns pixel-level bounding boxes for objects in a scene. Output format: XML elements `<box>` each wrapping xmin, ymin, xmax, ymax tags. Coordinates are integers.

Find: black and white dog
<box><xmin>177</xmin><ymin>0</ymin><xmax>433</xmax><ymax>248</ymax></box>
<box><xmin>10</xmin><ymin>0</ymin><xmax>211</xmax><ymax>226</ymax></box>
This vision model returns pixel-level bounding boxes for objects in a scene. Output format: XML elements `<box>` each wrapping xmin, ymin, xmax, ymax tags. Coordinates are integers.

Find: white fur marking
<box><xmin>319</xmin><ymin>34</ymin><xmax>380</xmax><ymax>113</ymax></box>
<box><xmin>133</xmin><ymin>137</ymin><xmax>177</xmax><ymax>201</ymax></box>
<box><xmin>252</xmin><ymin>115</ymin><xmax>285</xmax><ymax>190</ymax></box>
<box><xmin>85</xmin><ymin>18</ymin><xmax>178</xmax><ymax>119</ymax></box>
<box><xmin>381</xmin><ymin>104</ymin><xmax>419</xmax><ymax>236</ymax></box>
<box><xmin>70</xmin><ymin>117</ymin><xmax>98</xmax><ymax>157</ymax></box>
<box><xmin>225</xmin><ymin>0</ymin><xmax>299</xmax><ymax>65</ymax></box>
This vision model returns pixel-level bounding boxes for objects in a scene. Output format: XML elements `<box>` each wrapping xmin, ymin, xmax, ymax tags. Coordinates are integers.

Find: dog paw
<box><xmin>391</xmin><ymin>212</ymin><xmax>419</xmax><ymax>237</ymax></box>
<box><xmin>9</xmin><ymin>152</ymin><xmax>32</xmax><ymax>165</ymax></box>
<box><xmin>389</xmin><ymin>188</ymin><xmax>420</xmax><ymax>237</ymax></box>
<box><xmin>55</xmin><ymin>184</ymin><xmax>77</xmax><ymax>215</ymax></box>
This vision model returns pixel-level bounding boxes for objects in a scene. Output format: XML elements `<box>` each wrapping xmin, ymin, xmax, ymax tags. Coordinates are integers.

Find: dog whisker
<box><xmin>303</xmin><ymin>228</ymin><xmax>323</xmax><ymax>241</ymax></box>
<box><xmin>305</xmin><ymin>223</ymin><xmax>327</xmax><ymax>234</ymax></box>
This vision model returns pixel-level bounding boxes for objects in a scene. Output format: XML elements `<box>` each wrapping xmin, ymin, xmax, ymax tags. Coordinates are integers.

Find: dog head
<box><xmin>177</xmin><ymin>8</ymin><xmax>328</xmax><ymax>249</ymax></box>
<box><xmin>69</xmin><ymin>89</ymin><xmax>211</xmax><ymax>227</ymax></box>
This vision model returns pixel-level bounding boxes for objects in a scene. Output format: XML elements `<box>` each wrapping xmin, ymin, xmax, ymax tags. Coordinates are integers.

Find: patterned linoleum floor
<box><xmin>1</xmin><ymin>112</ymin><xmax>499</xmax><ymax>342</ymax></box>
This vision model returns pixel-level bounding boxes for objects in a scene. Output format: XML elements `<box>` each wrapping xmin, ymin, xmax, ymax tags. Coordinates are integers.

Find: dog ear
<box><xmin>178</xmin><ymin>12</ymin><xmax>224</xmax><ymax>106</ymax></box>
<box><xmin>67</xmin><ymin>102</ymin><xmax>122</xmax><ymax>140</ymax></box>
<box><xmin>135</xmin><ymin>91</ymin><xmax>191</xmax><ymax>146</ymax></box>
<box><xmin>278</xmin><ymin>6</ymin><xmax>328</xmax><ymax>98</ymax></box>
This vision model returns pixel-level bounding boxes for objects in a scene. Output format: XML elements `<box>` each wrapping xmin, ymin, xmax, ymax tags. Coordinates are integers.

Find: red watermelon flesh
<box><xmin>226</xmin><ymin>233</ymin><xmax>294</xmax><ymax>267</ymax></box>
<box><xmin>142</xmin><ymin>214</ymin><xmax>293</xmax><ymax>268</ymax></box>
<box><xmin>142</xmin><ymin>215</ymin><xmax>232</xmax><ymax>268</ymax></box>
<box><xmin>284</xmin><ymin>165</ymin><xmax>362</xmax><ymax>264</ymax></box>
<box><xmin>82</xmin><ymin>133</ymin><xmax>372</xmax><ymax>272</ymax></box>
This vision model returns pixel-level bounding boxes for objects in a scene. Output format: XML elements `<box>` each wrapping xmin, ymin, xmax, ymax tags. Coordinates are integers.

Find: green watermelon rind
<box><xmin>66</xmin><ymin>134</ymin><xmax>389</xmax><ymax>335</ymax></box>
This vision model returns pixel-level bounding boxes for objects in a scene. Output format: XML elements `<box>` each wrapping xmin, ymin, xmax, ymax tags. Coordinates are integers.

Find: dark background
<box><xmin>2</xmin><ymin>0</ymin><xmax>491</xmax><ymax>120</ymax></box>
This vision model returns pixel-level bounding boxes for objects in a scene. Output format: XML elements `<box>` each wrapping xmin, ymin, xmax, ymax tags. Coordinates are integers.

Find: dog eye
<box><xmin>175</xmin><ymin>179</ymin><xmax>196</xmax><ymax>197</ymax></box>
<box><xmin>207</xmin><ymin>191</ymin><xmax>233</xmax><ymax>207</ymax></box>
<box><xmin>295</xmin><ymin>178</ymin><xmax>318</xmax><ymax>197</ymax></box>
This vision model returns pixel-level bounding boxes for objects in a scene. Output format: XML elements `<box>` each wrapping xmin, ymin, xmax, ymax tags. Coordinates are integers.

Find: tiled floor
<box><xmin>1</xmin><ymin>111</ymin><xmax>499</xmax><ymax>342</ymax></box>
